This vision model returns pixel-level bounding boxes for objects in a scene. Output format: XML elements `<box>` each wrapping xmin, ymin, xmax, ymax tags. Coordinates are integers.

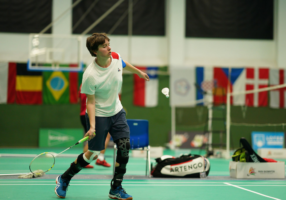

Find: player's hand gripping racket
<box><xmin>29</xmin><ymin>136</ymin><xmax>89</xmax><ymax>174</ymax></box>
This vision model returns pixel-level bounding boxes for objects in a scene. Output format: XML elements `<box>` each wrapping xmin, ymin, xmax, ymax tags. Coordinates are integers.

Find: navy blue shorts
<box><xmin>85</xmin><ymin>109</ymin><xmax>130</xmax><ymax>151</ymax></box>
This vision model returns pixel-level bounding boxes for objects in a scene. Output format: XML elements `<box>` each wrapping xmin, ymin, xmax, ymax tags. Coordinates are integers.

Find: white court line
<box><xmin>0</xmin><ymin>154</ymin><xmax>151</xmax><ymax>161</ymax></box>
<box><xmin>0</xmin><ymin>154</ymin><xmax>78</xmax><ymax>157</ymax></box>
<box><xmin>0</xmin><ymin>179</ymin><xmax>285</xmax><ymax>183</ymax></box>
<box><xmin>0</xmin><ymin>180</ymin><xmax>286</xmax><ymax>185</ymax></box>
<box><xmin>224</xmin><ymin>182</ymin><xmax>281</xmax><ymax>200</ymax></box>
<box><xmin>0</xmin><ymin>170</ymin><xmax>143</xmax><ymax>173</ymax></box>
<box><xmin>0</xmin><ymin>183</ymin><xmax>285</xmax><ymax>187</ymax></box>
<box><xmin>1</xmin><ymin>181</ymin><xmax>223</xmax><ymax>183</ymax></box>
<box><xmin>0</xmin><ymin>184</ymin><xmax>235</xmax><ymax>186</ymax></box>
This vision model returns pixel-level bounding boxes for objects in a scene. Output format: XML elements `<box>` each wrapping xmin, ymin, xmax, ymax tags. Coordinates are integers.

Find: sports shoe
<box><xmin>96</xmin><ymin>159</ymin><xmax>111</xmax><ymax>167</ymax></box>
<box><xmin>109</xmin><ymin>186</ymin><xmax>133</xmax><ymax>200</ymax></box>
<box><xmin>84</xmin><ymin>164</ymin><xmax>94</xmax><ymax>168</ymax></box>
<box><xmin>55</xmin><ymin>175</ymin><xmax>70</xmax><ymax>198</ymax></box>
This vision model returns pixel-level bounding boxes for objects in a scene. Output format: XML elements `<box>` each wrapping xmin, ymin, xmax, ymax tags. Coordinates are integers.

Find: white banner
<box><xmin>170</xmin><ymin>67</ymin><xmax>196</xmax><ymax>106</ymax></box>
<box><xmin>229</xmin><ymin>161</ymin><xmax>285</xmax><ymax>179</ymax></box>
<box><xmin>258</xmin><ymin>148</ymin><xmax>286</xmax><ymax>159</ymax></box>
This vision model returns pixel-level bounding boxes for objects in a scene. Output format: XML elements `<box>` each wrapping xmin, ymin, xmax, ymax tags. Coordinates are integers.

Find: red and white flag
<box><xmin>270</xmin><ymin>69</ymin><xmax>286</xmax><ymax>108</ymax></box>
<box><xmin>244</xmin><ymin>67</ymin><xmax>269</xmax><ymax>107</ymax></box>
<box><xmin>0</xmin><ymin>62</ymin><xmax>16</xmax><ymax>104</ymax></box>
<box><xmin>133</xmin><ymin>67</ymin><xmax>158</xmax><ymax>107</ymax></box>
<box><xmin>217</xmin><ymin>67</ymin><xmax>269</xmax><ymax>107</ymax></box>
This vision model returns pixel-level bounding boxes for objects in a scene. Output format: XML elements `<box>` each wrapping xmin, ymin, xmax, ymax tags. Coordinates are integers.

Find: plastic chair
<box><xmin>113</xmin><ymin>119</ymin><xmax>150</xmax><ymax>177</ymax></box>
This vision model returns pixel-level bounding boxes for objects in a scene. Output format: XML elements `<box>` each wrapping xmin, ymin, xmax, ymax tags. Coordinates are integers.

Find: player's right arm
<box><xmin>85</xmin><ymin>94</ymin><xmax>96</xmax><ymax>140</ymax></box>
<box><xmin>81</xmin><ymin>70</ymin><xmax>97</xmax><ymax>140</ymax></box>
<box><xmin>124</xmin><ymin>61</ymin><xmax>149</xmax><ymax>81</ymax></box>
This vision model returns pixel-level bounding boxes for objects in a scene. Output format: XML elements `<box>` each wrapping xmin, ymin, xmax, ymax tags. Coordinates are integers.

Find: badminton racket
<box><xmin>29</xmin><ymin>136</ymin><xmax>89</xmax><ymax>174</ymax></box>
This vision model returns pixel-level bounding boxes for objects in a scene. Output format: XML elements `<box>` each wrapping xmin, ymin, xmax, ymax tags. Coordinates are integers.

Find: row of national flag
<box><xmin>0</xmin><ymin>62</ymin><xmax>157</xmax><ymax>106</ymax></box>
<box><xmin>1</xmin><ymin>63</ymin><xmax>285</xmax><ymax>108</ymax></box>
<box><xmin>170</xmin><ymin>66</ymin><xmax>286</xmax><ymax>108</ymax></box>
<box><xmin>0</xmin><ymin>62</ymin><xmax>80</xmax><ymax>104</ymax></box>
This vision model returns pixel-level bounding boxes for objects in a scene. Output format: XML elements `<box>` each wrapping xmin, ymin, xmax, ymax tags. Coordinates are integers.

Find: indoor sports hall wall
<box><xmin>1</xmin><ymin>0</ymin><xmax>285</xmax><ymax>68</ymax></box>
<box><xmin>0</xmin><ymin>74</ymin><xmax>170</xmax><ymax>147</ymax></box>
<box><xmin>1</xmin><ymin>0</ymin><xmax>286</xmax><ymax>148</ymax></box>
<box><xmin>1</xmin><ymin>72</ymin><xmax>285</xmax><ymax>148</ymax></box>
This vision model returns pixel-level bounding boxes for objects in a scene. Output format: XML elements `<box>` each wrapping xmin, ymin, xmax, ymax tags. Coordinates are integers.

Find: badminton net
<box><xmin>225</xmin><ymin>83</ymin><xmax>286</xmax><ymax>158</ymax></box>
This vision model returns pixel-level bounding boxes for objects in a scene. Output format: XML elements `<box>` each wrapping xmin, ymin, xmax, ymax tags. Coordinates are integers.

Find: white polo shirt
<box><xmin>81</xmin><ymin>52</ymin><xmax>125</xmax><ymax>117</ymax></box>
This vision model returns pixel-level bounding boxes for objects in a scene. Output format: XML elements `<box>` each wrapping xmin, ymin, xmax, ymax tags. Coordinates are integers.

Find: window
<box><xmin>186</xmin><ymin>0</ymin><xmax>273</xmax><ymax>39</ymax></box>
<box><xmin>0</xmin><ymin>0</ymin><xmax>52</xmax><ymax>33</ymax></box>
<box><xmin>72</xmin><ymin>0</ymin><xmax>165</xmax><ymax>36</ymax></box>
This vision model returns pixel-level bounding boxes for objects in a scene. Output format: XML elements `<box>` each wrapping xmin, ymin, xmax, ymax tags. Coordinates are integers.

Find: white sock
<box><xmin>98</xmin><ymin>153</ymin><xmax>104</xmax><ymax>161</ymax></box>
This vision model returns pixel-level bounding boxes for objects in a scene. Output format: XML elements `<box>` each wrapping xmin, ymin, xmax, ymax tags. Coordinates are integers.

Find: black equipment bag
<box><xmin>151</xmin><ymin>154</ymin><xmax>210</xmax><ymax>178</ymax></box>
<box><xmin>232</xmin><ymin>137</ymin><xmax>266</xmax><ymax>163</ymax></box>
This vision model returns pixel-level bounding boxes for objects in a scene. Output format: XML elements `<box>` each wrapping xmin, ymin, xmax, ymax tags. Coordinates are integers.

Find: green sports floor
<box><xmin>0</xmin><ymin>148</ymin><xmax>285</xmax><ymax>200</ymax></box>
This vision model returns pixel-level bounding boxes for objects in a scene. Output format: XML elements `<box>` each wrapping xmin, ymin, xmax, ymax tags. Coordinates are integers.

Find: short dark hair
<box><xmin>86</xmin><ymin>33</ymin><xmax>110</xmax><ymax>57</ymax></box>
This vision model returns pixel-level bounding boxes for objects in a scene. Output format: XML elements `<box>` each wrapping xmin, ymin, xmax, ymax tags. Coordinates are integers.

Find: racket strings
<box><xmin>30</xmin><ymin>153</ymin><xmax>55</xmax><ymax>173</ymax></box>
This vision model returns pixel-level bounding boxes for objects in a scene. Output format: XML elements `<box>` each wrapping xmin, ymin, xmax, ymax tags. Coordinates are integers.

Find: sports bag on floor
<box><xmin>232</xmin><ymin>137</ymin><xmax>266</xmax><ymax>162</ymax></box>
<box><xmin>151</xmin><ymin>154</ymin><xmax>210</xmax><ymax>178</ymax></box>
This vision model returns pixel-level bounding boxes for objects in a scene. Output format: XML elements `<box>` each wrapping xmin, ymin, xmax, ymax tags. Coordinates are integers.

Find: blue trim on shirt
<box><xmin>122</xmin><ymin>60</ymin><xmax>126</xmax><ymax>68</ymax></box>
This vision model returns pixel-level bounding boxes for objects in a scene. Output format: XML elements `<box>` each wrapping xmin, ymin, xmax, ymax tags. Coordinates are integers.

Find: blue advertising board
<box><xmin>251</xmin><ymin>132</ymin><xmax>284</xmax><ymax>150</ymax></box>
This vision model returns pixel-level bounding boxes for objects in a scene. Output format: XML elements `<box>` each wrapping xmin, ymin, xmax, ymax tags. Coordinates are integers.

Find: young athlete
<box><xmin>79</xmin><ymin>84</ymin><xmax>111</xmax><ymax>168</ymax></box>
<box><xmin>55</xmin><ymin>33</ymin><xmax>149</xmax><ymax>200</ymax></box>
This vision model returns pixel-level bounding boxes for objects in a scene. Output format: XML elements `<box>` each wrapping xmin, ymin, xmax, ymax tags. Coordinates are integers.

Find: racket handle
<box><xmin>75</xmin><ymin>136</ymin><xmax>89</xmax><ymax>145</ymax></box>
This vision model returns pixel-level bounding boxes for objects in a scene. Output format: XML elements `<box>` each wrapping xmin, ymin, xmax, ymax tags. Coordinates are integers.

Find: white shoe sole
<box><xmin>55</xmin><ymin>176</ymin><xmax>65</xmax><ymax>199</ymax></box>
<box><xmin>108</xmin><ymin>194</ymin><xmax>133</xmax><ymax>200</ymax></box>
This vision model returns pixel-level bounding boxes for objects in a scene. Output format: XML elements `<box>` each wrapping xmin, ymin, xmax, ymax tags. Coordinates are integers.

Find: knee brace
<box><xmin>112</xmin><ymin>138</ymin><xmax>130</xmax><ymax>189</ymax></box>
<box><xmin>115</xmin><ymin>138</ymin><xmax>130</xmax><ymax>167</ymax></box>
<box><xmin>83</xmin><ymin>150</ymin><xmax>101</xmax><ymax>163</ymax></box>
<box><xmin>116</xmin><ymin>138</ymin><xmax>130</xmax><ymax>158</ymax></box>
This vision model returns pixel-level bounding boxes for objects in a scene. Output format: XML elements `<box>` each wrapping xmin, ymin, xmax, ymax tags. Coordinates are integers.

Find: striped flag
<box><xmin>232</xmin><ymin>67</ymin><xmax>269</xmax><ymax>107</ymax></box>
<box><xmin>196</xmin><ymin>66</ymin><xmax>269</xmax><ymax>107</ymax></box>
<box><xmin>16</xmin><ymin>63</ymin><xmax>42</xmax><ymax>104</ymax></box>
<box><xmin>0</xmin><ymin>62</ymin><xmax>17</xmax><ymax>104</ymax></box>
<box><xmin>270</xmin><ymin>69</ymin><xmax>286</xmax><ymax>108</ymax></box>
<box><xmin>244</xmin><ymin>68</ymin><xmax>269</xmax><ymax>107</ymax></box>
<box><xmin>69</xmin><ymin>64</ymin><xmax>79</xmax><ymax>104</ymax></box>
<box><xmin>133</xmin><ymin>67</ymin><xmax>158</xmax><ymax>107</ymax></box>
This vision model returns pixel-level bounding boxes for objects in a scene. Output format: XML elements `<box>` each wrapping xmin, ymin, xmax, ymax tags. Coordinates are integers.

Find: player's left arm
<box><xmin>124</xmin><ymin>61</ymin><xmax>149</xmax><ymax>81</ymax></box>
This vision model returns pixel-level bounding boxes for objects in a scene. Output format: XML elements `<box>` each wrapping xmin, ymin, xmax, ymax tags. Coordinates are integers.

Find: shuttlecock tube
<box><xmin>18</xmin><ymin>170</ymin><xmax>45</xmax><ymax>179</ymax></box>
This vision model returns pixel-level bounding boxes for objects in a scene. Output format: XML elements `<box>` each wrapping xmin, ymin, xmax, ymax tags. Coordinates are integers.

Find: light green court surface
<box><xmin>0</xmin><ymin>148</ymin><xmax>285</xmax><ymax>200</ymax></box>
